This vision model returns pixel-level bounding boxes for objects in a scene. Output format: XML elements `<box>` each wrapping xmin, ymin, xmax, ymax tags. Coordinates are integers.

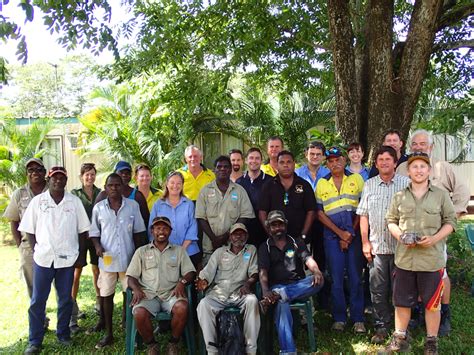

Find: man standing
<box><xmin>237</xmin><ymin>147</ymin><xmax>272</xmax><ymax>246</ymax></box>
<box><xmin>315</xmin><ymin>146</ymin><xmax>366</xmax><ymax>333</ymax></box>
<box><xmin>196</xmin><ymin>223</ymin><xmax>260</xmax><ymax>354</ymax></box>
<box><xmin>88</xmin><ymin>173</ymin><xmax>147</xmax><ymax>349</ymax></box>
<box><xmin>261</xmin><ymin>136</ymin><xmax>284</xmax><ymax>177</ymax></box>
<box><xmin>177</xmin><ymin>145</ymin><xmax>216</xmax><ymax>202</ymax></box>
<box><xmin>385</xmin><ymin>152</ymin><xmax>456</xmax><ymax>354</ymax></box>
<box><xmin>127</xmin><ymin>216</ymin><xmax>196</xmax><ymax>355</ymax></box>
<box><xmin>397</xmin><ymin>129</ymin><xmax>470</xmax><ymax>335</ymax></box>
<box><xmin>229</xmin><ymin>149</ymin><xmax>244</xmax><ymax>182</ymax></box>
<box><xmin>3</xmin><ymin>158</ymin><xmax>48</xmax><ymax>300</ymax></box>
<box><xmin>19</xmin><ymin>166</ymin><xmax>90</xmax><ymax>354</ymax></box>
<box><xmin>196</xmin><ymin>155</ymin><xmax>255</xmax><ymax>264</ymax></box>
<box><xmin>295</xmin><ymin>141</ymin><xmax>329</xmax><ymax>191</ymax></box>
<box><xmin>356</xmin><ymin>146</ymin><xmax>410</xmax><ymax>343</ymax></box>
<box><xmin>258</xmin><ymin>210</ymin><xmax>324</xmax><ymax>354</ymax></box>
<box><xmin>259</xmin><ymin>151</ymin><xmax>316</xmax><ymax>241</ymax></box>
<box><xmin>369</xmin><ymin>129</ymin><xmax>408</xmax><ymax>178</ymax></box>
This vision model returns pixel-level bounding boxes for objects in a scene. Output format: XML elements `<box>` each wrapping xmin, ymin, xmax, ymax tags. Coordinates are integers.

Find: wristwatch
<box><xmin>301</xmin><ymin>234</ymin><xmax>307</xmax><ymax>240</ymax></box>
<box><xmin>180</xmin><ymin>279</ymin><xmax>188</xmax><ymax>285</ymax></box>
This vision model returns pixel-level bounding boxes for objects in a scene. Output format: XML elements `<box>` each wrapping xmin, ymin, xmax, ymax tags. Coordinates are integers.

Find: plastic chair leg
<box><xmin>305</xmin><ymin>300</ymin><xmax>317</xmax><ymax>352</ymax></box>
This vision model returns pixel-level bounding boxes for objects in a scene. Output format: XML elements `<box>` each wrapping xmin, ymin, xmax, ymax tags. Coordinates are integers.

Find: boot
<box><xmin>95</xmin><ymin>294</ymin><xmax>114</xmax><ymax>349</ymax></box>
<box><xmin>94</xmin><ymin>296</ymin><xmax>101</xmax><ymax>315</ymax></box>
<box><xmin>438</xmin><ymin>305</ymin><xmax>451</xmax><ymax>337</ymax></box>
<box><xmin>86</xmin><ymin>296</ymin><xmax>105</xmax><ymax>334</ymax></box>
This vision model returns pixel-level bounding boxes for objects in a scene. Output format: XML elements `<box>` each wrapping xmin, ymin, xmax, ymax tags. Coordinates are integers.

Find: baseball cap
<box><xmin>325</xmin><ymin>146</ymin><xmax>344</xmax><ymax>158</ymax></box>
<box><xmin>266</xmin><ymin>210</ymin><xmax>287</xmax><ymax>224</ymax></box>
<box><xmin>25</xmin><ymin>158</ymin><xmax>45</xmax><ymax>168</ymax></box>
<box><xmin>230</xmin><ymin>223</ymin><xmax>248</xmax><ymax>234</ymax></box>
<box><xmin>407</xmin><ymin>152</ymin><xmax>431</xmax><ymax>166</ymax></box>
<box><xmin>48</xmin><ymin>166</ymin><xmax>67</xmax><ymax>177</ymax></box>
<box><xmin>115</xmin><ymin>160</ymin><xmax>132</xmax><ymax>172</ymax></box>
<box><xmin>150</xmin><ymin>216</ymin><xmax>173</xmax><ymax>230</ymax></box>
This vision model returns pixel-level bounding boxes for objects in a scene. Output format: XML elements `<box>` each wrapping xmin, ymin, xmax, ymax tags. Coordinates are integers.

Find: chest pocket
<box><xmin>206</xmin><ymin>194</ymin><xmax>220</xmax><ymax>218</ymax></box>
<box><xmin>143</xmin><ymin>253</ymin><xmax>157</xmax><ymax>282</ymax></box>
<box><xmin>165</xmin><ymin>257</ymin><xmax>180</xmax><ymax>283</ymax></box>
<box><xmin>423</xmin><ymin>207</ymin><xmax>441</xmax><ymax>229</ymax></box>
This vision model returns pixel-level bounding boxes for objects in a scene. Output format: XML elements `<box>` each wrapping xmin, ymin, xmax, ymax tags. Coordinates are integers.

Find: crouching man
<box><xmin>126</xmin><ymin>216</ymin><xmax>196</xmax><ymax>355</ymax></box>
<box><xmin>258</xmin><ymin>210</ymin><xmax>324</xmax><ymax>355</ymax></box>
<box><xmin>196</xmin><ymin>223</ymin><xmax>260</xmax><ymax>355</ymax></box>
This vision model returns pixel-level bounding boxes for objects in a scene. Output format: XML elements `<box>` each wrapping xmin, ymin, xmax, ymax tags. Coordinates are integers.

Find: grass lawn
<box><xmin>1</xmin><ymin>242</ymin><xmax>473</xmax><ymax>354</ymax></box>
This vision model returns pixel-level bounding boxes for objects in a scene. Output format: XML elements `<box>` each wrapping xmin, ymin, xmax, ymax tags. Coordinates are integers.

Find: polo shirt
<box><xmin>386</xmin><ymin>182</ymin><xmax>456</xmax><ymax>272</ymax></box>
<box><xmin>258</xmin><ymin>174</ymin><xmax>316</xmax><ymax>238</ymax></box>
<box><xmin>258</xmin><ymin>235</ymin><xmax>311</xmax><ymax>286</ymax></box>
<box><xmin>199</xmin><ymin>244</ymin><xmax>258</xmax><ymax>301</ymax></box>
<box><xmin>126</xmin><ymin>242</ymin><xmax>196</xmax><ymax>301</ymax></box>
<box><xmin>18</xmin><ymin>191</ymin><xmax>90</xmax><ymax>268</ymax></box>
<box><xmin>177</xmin><ymin>165</ymin><xmax>215</xmax><ymax>201</ymax></box>
<box><xmin>315</xmin><ymin>171</ymin><xmax>364</xmax><ymax>239</ymax></box>
<box><xmin>236</xmin><ymin>171</ymin><xmax>272</xmax><ymax>212</ymax></box>
<box><xmin>260</xmin><ymin>163</ymin><xmax>277</xmax><ymax>177</ymax></box>
<box><xmin>90</xmin><ymin>197</ymin><xmax>146</xmax><ymax>272</ymax></box>
<box><xmin>71</xmin><ymin>185</ymin><xmax>101</xmax><ymax>220</ymax></box>
<box><xmin>295</xmin><ymin>164</ymin><xmax>330</xmax><ymax>191</ymax></box>
<box><xmin>195</xmin><ymin>180</ymin><xmax>255</xmax><ymax>254</ymax></box>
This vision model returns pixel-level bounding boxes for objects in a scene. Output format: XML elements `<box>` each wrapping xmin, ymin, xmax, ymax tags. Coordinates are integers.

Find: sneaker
<box><xmin>332</xmin><ymin>321</ymin><xmax>346</xmax><ymax>331</ymax></box>
<box><xmin>385</xmin><ymin>333</ymin><xmax>410</xmax><ymax>352</ymax></box>
<box><xmin>147</xmin><ymin>342</ymin><xmax>160</xmax><ymax>355</ymax></box>
<box><xmin>24</xmin><ymin>344</ymin><xmax>41</xmax><ymax>354</ymax></box>
<box><xmin>166</xmin><ymin>342</ymin><xmax>179</xmax><ymax>355</ymax></box>
<box><xmin>95</xmin><ymin>335</ymin><xmax>114</xmax><ymax>349</ymax></box>
<box><xmin>424</xmin><ymin>336</ymin><xmax>438</xmax><ymax>355</ymax></box>
<box><xmin>438</xmin><ymin>308</ymin><xmax>451</xmax><ymax>337</ymax></box>
<box><xmin>353</xmin><ymin>322</ymin><xmax>366</xmax><ymax>334</ymax></box>
<box><xmin>371</xmin><ymin>328</ymin><xmax>388</xmax><ymax>344</ymax></box>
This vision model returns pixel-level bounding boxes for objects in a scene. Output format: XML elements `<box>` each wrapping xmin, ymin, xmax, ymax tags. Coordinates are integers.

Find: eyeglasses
<box><xmin>27</xmin><ymin>167</ymin><xmax>45</xmax><ymax>174</ymax></box>
<box><xmin>283</xmin><ymin>192</ymin><xmax>289</xmax><ymax>206</ymax></box>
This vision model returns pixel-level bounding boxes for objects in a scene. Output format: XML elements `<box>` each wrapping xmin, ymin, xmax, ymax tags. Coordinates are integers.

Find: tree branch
<box><xmin>433</xmin><ymin>39</ymin><xmax>474</xmax><ymax>52</ymax></box>
<box><xmin>437</xmin><ymin>3</ymin><xmax>474</xmax><ymax>32</ymax></box>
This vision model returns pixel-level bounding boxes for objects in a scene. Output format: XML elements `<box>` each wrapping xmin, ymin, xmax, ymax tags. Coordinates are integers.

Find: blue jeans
<box><xmin>29</xmin><ymin>262</ymin><xmax>74</xmax><ymax>346</ymax></box>
<box><xmin>271</xmin><ymin>275</ymin><xmax>323</xmax><ymax>353</ymax></box>
<box><xmin>324</xmin><ymin>236</ymin><xmax>364</xmax><ymax>322</ymax></box>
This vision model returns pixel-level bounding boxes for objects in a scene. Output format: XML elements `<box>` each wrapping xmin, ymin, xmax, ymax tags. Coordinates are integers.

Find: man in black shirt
<box><xmin>258</xmin><ymin>210</ymin><xmax>324</xmax><ymax>354</ymax></box>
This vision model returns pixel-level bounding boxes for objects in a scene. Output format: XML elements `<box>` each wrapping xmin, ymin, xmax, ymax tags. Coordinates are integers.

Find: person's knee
<box><xmin>134</xmin><ymin>307</ymin><xmax>151</xmax><ymax>323</ymax></box>
<box><xmin>172</xmin><ymin>300</ymin><xmax>188</xmax><ymax>317</ymax></box>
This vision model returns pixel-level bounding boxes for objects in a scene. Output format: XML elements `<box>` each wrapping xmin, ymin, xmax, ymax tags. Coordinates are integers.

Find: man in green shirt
<box><xmin>385</xmin><ymin>152</ymin><xmax>456</xmax><ymax>354</ymax></box>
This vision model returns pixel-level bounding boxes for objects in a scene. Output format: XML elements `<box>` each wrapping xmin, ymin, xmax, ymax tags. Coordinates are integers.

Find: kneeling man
<box><xmin>127</xmin><ymin>216</ymin><xmax>196</xmax><ymax>355</ymax></box>
<box><xmin>196</xmin><ymin>223</ymin><xmax>260</xmax><ymax>354</ymax></box>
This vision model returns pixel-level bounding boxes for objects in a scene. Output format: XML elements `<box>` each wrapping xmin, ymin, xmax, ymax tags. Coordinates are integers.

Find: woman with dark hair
<box><xmin>149</xmin><ymin>171</ymin><xmax>201</xmax><ymax>267</ymax></box>
<box><xmin>133</xmin><ymin>164</ymin><xmax>161</xmax><ymax>212</ymax></box>
<box><xmin>70</xmin><ymin>163</ymin><xmax>102</xmax><ymax>332</ymax></box>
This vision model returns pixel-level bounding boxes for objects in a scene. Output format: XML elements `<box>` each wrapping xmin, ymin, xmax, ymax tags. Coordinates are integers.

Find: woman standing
<box><xmin>134</xmin><ymin>164</ymin><xmax>161</xmax><ymax>212</ymax></box>
<box><xmin>70</xmin><ymin>163</ymin><xmax>102</xmax><ymax>333</ymax></box>
<box><xmin>149</xmin><ymin>171</ymin><xmax>201</xmax><ymax>267</ymax></box>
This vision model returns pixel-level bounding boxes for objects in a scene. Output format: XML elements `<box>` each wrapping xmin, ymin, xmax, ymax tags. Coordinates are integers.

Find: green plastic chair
<box><xmin>125</xmin><ymin>286</ymin><xmax>196</xmax><ymax>355</ymax></box>
<box><xmin>465</xmin><ymin>224</ymin><xmax>474</xmax><ymax>296</ymax></box>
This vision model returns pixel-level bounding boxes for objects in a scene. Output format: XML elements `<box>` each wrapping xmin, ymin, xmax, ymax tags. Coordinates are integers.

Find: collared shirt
<box><xmin>396</xmin><ymin>157</ymin><xmax>470</xmax><ymax>214</ymax></box>
<box><xmin>90</xmin><ymin>197</ymin><xmax>146</xmax><ymax>272</ymax></box>
<box><xmin>386</xmin><ymin>182</ymin><xmax>456</xmax><ymax>272</ymax></box>
<box><xmin>356</xmin><ymin>174</ymin><xmax>410</xmax><ymax>254</ymax></box>
<box><xmin>236</xmin><ymin>171</ymin><xmax>272</xmax><ymax>212</ymax></box>
<box><xmin>345</xmin><ymin>166</ymin><xmax>370</xmax><ymax>181</ymax></box>
<box><xmin>258</xmin><ymin>235</ymin><xmax>311</xmax><ymax>286</ymax></box>
<box><xmin>259</xmin><ymin>174</ymin><xmax>316</xmax><ymax>238</ymax></box>
<box><xmin>315</xmin><ymin>172</ymin><xmax>364</xmax><ymax>239</ymax></box>
<box><xmin>369</xmin><ymin>153</ymin><xmax>408</xmax><ymax>178</ymax></box>
<box><xmin>3</xmin><ymin>183</ymin><xmax>49</xmax><ymax>242</ymax></box>
<box><xmin>18</xmin><ymin>191</ymin><xmax>90</xmax><ymax>268</ymax></box>
<box><xmin>71</xmin><ymin>185</ymin><xmax>101</xmax><ymax>220</ymax></box>
<box><xmin>126</xmin><ymin>242</ymin><xmax>196</xmax><ymax>301</ymax></box>
<box><xmin>177</xmin><ymin>165</ymin><xmax>215</xmax><ymax>201</ymax></box>
<box><xmin>295</xmin><ymin>164</ymin><xmax>330</xmax><ymax>191</ymax></box>
<box><xmin>260</xmin><ymin>163</ymin><xmax>277</xmax><ymax>177</ymax></box>
<box><xmin>195</xmin><ymin>180</ymin><xmax>255</xmax><ymax>254</ymax></box>
<box><xmin>199</xmin><ymin>244</ymin><xmax>258</xmax><ymax>301</ymax></box>
<box><xmin>132</xmin><ymin>188</ymin><xmax>162</xmax><ymax>212</ymax></box>
<box><xmin>149</xmin><ymin>197</ymin><xmax>199</xmax><ymax>256</ymax></box>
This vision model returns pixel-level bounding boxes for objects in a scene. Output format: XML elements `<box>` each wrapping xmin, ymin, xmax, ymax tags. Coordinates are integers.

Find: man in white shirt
<box><xmin>19</xmin><ymin>166</ymin><xmax>90</xmax><ymax>354</ymax></box>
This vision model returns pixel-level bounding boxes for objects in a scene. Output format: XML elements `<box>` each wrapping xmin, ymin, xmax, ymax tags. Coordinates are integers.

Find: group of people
<box><xmin>4</xmin><ymin>128</ymin><xmax>469</xmax><ymax>355</ymax></box>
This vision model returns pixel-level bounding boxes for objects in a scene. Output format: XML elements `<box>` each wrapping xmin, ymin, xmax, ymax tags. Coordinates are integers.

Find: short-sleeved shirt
<box><xmin>195</xmin><ymin>180</ymin><xmax>255</xmax><ymax>254</ymax></box>
<box><xmin>356</xmin><ymin>174</ymin><xmax>410</xmax><ymax>254</ymax></box>
<box><xmin>126</xmin><ymin>242</ymin><xmax>196</xmax><ymax>301</ymax></box>
<box><xmin>177</xmin><ymin>165</ymin><xmax>215</xmax><ymax>201</ymax></box>
<box><xmin>71</xmin><ymin>185</ymin><xmax>101</xmax><ymax>220</ymax></box>
<box><xmin>345</xmin><ymin>166</ymin><xmax>370</xmax><ymax>181</ymax></box>
<box><xmin>90</xmin><ymin>197</ymin><xmax>146</xmax><ymax>272</ymax></box>
<box><xmin>315</xmin><ymin>172</ymin><xmax>364</xmax><ymax>239</ymax></box>
<box><xmin>385</xmin><ymin>182</ymin><xmax>457</xmax><ymax>271</ymax></box>
<box><xmin>149</xmin><ymin>197</ymin><xmax>199</xmax><ymax>256</ymax></box>
<box><xmin>199</xmin><ymin>244</ymin><xmax>258</xmax><ymax>301</ymax></box>
<box><xmin>259</xmin><ymin>174</ymin><xmax>316</xmax><ymax>238</ymax></box>
<box><xmin>18</xmin><ymin>191</ymin><xmax>90</xmax><ymax>268</ymax></box>
<box><xmin>295</xmin><ymin>164</ymin><xmax>330</xmax><ymax>191</ymax></box>
<box><xmin>258</xmin><ymin>235</ymin><xmax>311</xmax><ymax>286</ymax></box>
<box><xmin>236</xmin><ymin>171</ymin><xmax>272</xmax><ymax>212</ymax></box>
<box><xmin>260</xmin><ymin>163</ymin><xmax>277</xmax><ymax>177</ymax></box>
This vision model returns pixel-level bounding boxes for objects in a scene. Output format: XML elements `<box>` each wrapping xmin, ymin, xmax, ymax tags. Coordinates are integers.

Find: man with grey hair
<box><xmin>397</xmin><ymin>128</ymin><xmax>470</xmax><ymax>336</ymax></box>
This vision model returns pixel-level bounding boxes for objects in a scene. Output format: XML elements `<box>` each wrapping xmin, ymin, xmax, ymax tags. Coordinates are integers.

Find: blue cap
<box><xmin>115</xmin><ymin>161</ymin><xmax>132</xmax><ymax>172</ymax></box>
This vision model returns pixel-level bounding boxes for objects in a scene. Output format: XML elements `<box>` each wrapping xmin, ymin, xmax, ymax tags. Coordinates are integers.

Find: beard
<box><xmin>232</xmin><ymin>165</ymin><xmax>241</xmax><ymax>172</ymax></box>
<box><xmin>272</xmin><ymin>231</ymin><xmax>286</xmax><ymax>240</ymax></box>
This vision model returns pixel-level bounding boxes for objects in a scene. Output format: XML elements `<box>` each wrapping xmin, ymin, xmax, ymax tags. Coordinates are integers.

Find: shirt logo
<box><xmin>295</xmin><ymin>185</ymin><xmax>303</xmax><ymax>193</ymax></box>
<box><xmin>231</xmin><ymin>192</ymin><xmax>238</xmax><ymax>201</ymax></box>
<box><xmin>170</xmin><ymin>254</ymin><xmax>177</xmax><ymax>261</ymax></box>
<box><xmin>243</xmin><ymin>252</ymin><xmax>251</xmax><ymax>261</ymax></box>
<box><xmin>285</xmin><ymin>249</ymin><xmax>295</xmax><ymax>258</ymax></box>
<box><xmin>208</xmin><ymin>191</ymin><xmax>216</xmax><ymax>198</ymax></box>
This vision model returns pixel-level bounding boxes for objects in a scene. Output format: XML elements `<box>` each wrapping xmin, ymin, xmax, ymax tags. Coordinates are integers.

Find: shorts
<box><xmin>76</xmin><ymin>238</ymin><xmax>99</xmax><ymax>267</ymax></box>
<box><xmin>97</xmin><ymin>270</ymin><xmax>128</xmax><ymax>297</ymax></box>
<box><xmin>132</xmin><ymin>295</ymin><xmax>185</xmax><ymax>317</ymax></box>
<box><xmin>393</xmin><ymin>267</ymin><xmax>444</xmax><ymax>311</ymax></box>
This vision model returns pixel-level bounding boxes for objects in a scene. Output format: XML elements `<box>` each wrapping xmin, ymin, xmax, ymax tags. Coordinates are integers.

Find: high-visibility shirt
<box><xmin>177</xmin><ymin>165</ymin><xmax>215</xmax><ymax>201</ymax></box>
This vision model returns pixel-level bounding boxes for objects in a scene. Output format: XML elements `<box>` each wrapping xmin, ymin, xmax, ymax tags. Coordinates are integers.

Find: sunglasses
<box><xmin>325</xmin><ymin>147</ymin><xmax>341</xmax><ymax>156</ymax></box>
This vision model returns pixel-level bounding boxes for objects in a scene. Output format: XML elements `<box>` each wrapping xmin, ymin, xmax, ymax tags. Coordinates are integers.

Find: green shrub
<box><xmin>447</xmin><ymin>220</ymin><xmax>474</xmax><ymax>288</ymax></box>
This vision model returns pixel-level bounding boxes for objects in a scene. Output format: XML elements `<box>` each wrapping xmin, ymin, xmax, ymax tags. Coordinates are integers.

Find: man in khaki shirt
<box><xmin>126</xmin><ymin>217</ymin><xmax>196</xmax><ymax>355</ymax></box>
<box><xmin>195</xmin><ymin>155</ymin><xmax>255</xmax><ymax>264</ymax></box>
<box><xmin>196</xmin><ymin>223</ymin><xmax>260</xmax><ymax>355</ymax></box>
<box><xmin>385</xmin><ymin>153</ymin><xmax>456</xmax><ymax>354</ymax></box>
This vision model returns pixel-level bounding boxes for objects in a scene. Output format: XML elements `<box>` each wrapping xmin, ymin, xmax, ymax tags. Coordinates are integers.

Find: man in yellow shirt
<box><xmin>261</xmin><ymin>136</ymin><xmax>284</xmax><ymax>177</ymax></box>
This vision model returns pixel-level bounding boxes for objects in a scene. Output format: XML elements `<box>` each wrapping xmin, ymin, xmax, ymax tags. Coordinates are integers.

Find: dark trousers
<box><xmin>29</xmin><ymin>261</ymin><xmax>74</xmax><ymax>345</ymax></box>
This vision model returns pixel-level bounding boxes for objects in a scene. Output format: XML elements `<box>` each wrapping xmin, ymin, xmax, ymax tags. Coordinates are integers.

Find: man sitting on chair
<box><xmin>126</xmin><ymin>216</ymin><xmax>196</xmax><ymax>355</ymax></box>
<box><xmin>196</xmin><ymin>223</ymin><xmax>260</xmax><ymax>355</ymax></box>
